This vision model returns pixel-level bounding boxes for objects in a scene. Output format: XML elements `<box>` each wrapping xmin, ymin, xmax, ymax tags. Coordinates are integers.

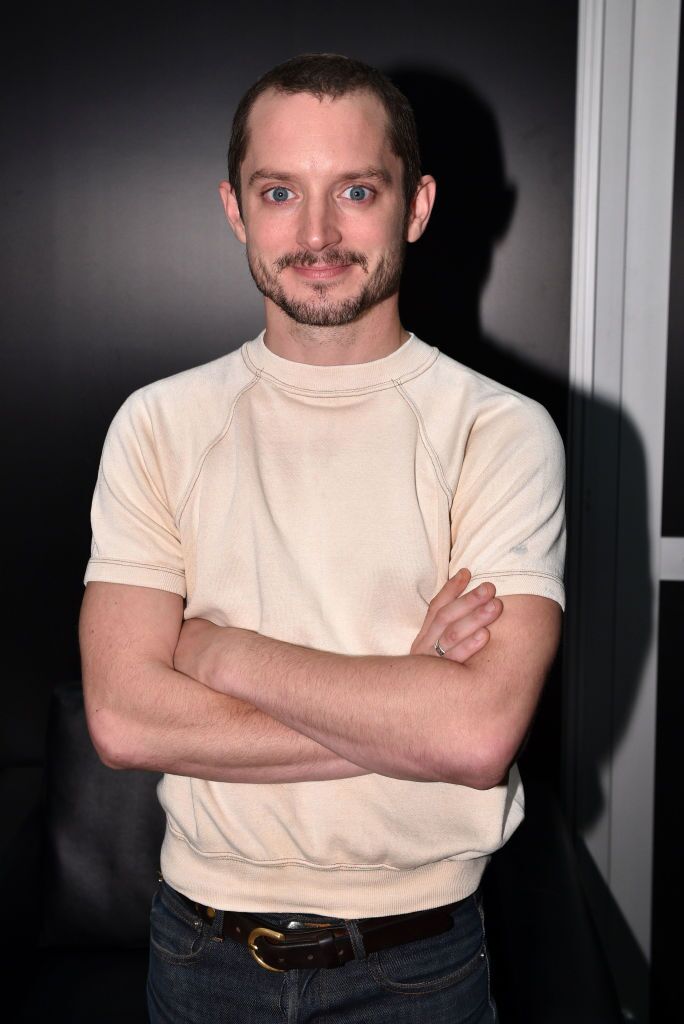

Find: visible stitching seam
<box><xmin>392</xmin><ymin>380</ymin><xmax>453</xmax><ymax>503</ymax></box>
<box><xmin>164</xmin><ymin>820</ymin><xmax>490</xmax><ymax>872</ymax></box>
<box><xmin>467</xmin><ymin>569</ymin><xmax>563</xmax><ymax>582</ymax></box>
<box><xmin>241</xmin><ymin>343</ymin><xmax>440</xmax><ymax>397</ymax></box>
<box><xmin>175</xmin><ymin>373</ymin><xmax>261</xmax><ymax>525</ymax></box>
<box><xmin>87</xmin><ymin>556</ymin><xmax>185</xmax><ymax>576</ymax></box>
<box><xmin>476</xmin><ymin>898</ymin><xmax>497</xmax><ymax>1019</ymax></box>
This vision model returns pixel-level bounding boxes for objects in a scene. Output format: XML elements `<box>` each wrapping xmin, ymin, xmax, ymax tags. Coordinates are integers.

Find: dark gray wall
<box><xmin>2</xmin><ymin>1</ymin><xmax>577</xmax><ymax>763</ymax></box>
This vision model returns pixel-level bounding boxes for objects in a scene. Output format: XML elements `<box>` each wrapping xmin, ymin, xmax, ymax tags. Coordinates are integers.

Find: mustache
<box><xmin>273</xmin><ymin>249</ymin><xmax>369</xmax><ymax>273</ymax></box>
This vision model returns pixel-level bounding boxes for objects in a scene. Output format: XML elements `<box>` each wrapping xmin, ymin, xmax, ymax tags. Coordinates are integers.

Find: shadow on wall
<box><xmin>395</xmin><ymin>72</ymin><xmax>651</xmax><ymax>1015</ymax></box>
<box><xmin>394</xmin><ymin>68</ymin><xmax>653</xmax><ymax>1007</ymax></box>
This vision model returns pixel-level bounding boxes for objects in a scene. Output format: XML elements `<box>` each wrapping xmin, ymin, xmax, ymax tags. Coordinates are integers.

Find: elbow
<box><xmin>437</xmin><ymin>734</ymin><xmax>515</xmax><ymax>791</ymax></box>
<box><xmin>85</xmin><ymin>704</ymin><xmax>139</xmax><ymax>771</ymax></box>
<box><xmin>443</xmin><ymin>762</ymin><xmax>510</xmax><ymax>792</ymax></box>
<box><xmin>466</xmin><ymin>760</ymin><xmax>511</xmax><ymax>792</ymax></box>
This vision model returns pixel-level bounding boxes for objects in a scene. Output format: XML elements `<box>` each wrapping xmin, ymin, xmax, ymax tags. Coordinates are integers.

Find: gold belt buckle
<box><xmin>248</xmin><ymin>926</ymin><xmax>287</xmax><ymax>972</ymax></box>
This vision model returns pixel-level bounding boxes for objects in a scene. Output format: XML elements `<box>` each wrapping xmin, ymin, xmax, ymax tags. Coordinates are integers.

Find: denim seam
<box><xmin>149</xmin><ymin>935</ymin><xmax>210</xmax><ymax>968</ymax></box>
<box><xmin>346</xmin><ymin>920</ymin><xmax>367</xmax><ymax>961</ymax></box>
<box><xmin>476</xmin><ymin>896</ymin><xmax>498</xmax><ymax>1020</ymax></box>
<box><xmin>366</xmin><ymin>938</ymin><xmax>485</xmax><ymax>996</ymax></box>
<box><xmin>149</xmin><ymin>883</ymin><xmax>210</xmax><ymax>966</ymax></box>
<box><xmin>158</xmin><ymin>881</ymin><xmax>203</xmax><ymax>928</ymax></box>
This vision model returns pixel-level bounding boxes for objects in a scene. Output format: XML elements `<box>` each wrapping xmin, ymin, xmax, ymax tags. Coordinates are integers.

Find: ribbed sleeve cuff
<box><xmin>84</xmin><ymin>558</ymin><xmax>187</xmax><ymax>597</ymax></box>
<box><xmin>467</xmin><ymin>571</ymin><xmax>565</xmax><ymax>611</ymax></box>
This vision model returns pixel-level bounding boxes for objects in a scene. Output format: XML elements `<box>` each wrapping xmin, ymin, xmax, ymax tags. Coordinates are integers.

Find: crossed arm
<box><xmin>80</xmin><ymin>572</ymin><xmax>561</xmax><ymax>789</ymax></box>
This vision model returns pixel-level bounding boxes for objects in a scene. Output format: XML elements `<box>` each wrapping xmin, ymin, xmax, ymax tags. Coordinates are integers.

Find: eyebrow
<box><xmin>247</xmin><ymin>166</ymin><xmax>393</xmax><ymax>188</ymax></box>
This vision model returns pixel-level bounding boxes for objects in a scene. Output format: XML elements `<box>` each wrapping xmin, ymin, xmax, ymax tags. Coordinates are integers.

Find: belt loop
<box><xmin>345</xmin><ymin>920</ymin><xmax>367</xmax><ymax>961</ymax></box>
<box><xmin>198</xmin><ymin>903</ymin><xmax>224</xmax><ymax>943</ymax></box>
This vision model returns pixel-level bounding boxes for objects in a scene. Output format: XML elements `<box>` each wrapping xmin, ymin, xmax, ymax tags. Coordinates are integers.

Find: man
<box><xmin>80</xmin><ymin>53</ymin><xmax>565</xmax><ymax>1023</ymax></box>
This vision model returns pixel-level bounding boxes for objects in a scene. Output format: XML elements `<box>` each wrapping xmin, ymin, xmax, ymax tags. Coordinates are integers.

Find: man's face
<box><xmin>226</xmin><ymin>89</ymin><xmax>409</xmax><ymax>328</ymax></box>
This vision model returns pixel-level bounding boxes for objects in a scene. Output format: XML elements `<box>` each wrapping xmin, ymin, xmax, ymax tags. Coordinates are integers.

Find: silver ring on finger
<box><xmin>434</xmin><ymin>638</ymin><xmax>447</xmax><ymax>657</ymax></box>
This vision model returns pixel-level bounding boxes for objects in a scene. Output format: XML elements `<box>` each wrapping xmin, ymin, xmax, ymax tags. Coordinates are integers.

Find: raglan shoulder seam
<box><xmin>391</xmin><ymin>378</ymin><xmax>453</xmax><ymax>504</ymax></box>
<box><xmin>175</xmin><ymin>372</ymin><xmax>261</xmax><ymax>525</ymax></box>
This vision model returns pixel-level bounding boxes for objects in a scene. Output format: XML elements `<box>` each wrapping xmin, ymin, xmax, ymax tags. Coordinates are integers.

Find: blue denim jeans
<box><xmin>147</xmin><ymin>880</ymin><xmax>498</xmax><ymax>1023</ymax></box>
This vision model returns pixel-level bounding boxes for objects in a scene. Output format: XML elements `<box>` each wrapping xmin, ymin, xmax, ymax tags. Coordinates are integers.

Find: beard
<box><xmin>246</xmin><ymin>241</ymin><xmax>406</xmax><ymax>327</ymax></box>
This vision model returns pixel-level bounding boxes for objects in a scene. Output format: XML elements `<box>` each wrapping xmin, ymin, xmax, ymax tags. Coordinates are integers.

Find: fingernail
<box><xmin>485</xmin><ymin>600</ymin><xmax>496</xmax><ymax>612</ymax></box>
<box><xmin>474</xmin><ymin>630</ymin><xmax>487</xmax><ymax>641</ymax></box>
<box><xmin>477</xmin><ymin>584</ymin><xmax>489</xmax><ymax>596</ymax></box>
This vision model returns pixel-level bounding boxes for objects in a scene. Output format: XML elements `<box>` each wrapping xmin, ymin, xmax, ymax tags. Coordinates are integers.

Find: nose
<box><xmin>295</xmin><ymin>195</ymin><xmax>342</xmax><ymax>253</ymax></box>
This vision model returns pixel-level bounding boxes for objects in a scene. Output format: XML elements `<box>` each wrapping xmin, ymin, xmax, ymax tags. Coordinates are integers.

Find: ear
<box><xmin>219</xmin><ymin>180</ymin><xmax>246</xmax><ymax>244</ymax></box>
<box><xmin>406</xmin><ymin>175</ymin><xmax>436</xmax><ymax>243</ymax></box>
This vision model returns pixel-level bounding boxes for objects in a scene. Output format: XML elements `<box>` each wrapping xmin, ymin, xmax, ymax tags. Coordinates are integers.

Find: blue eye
<box><xmin>266</xmin><ymin>186</ymin><xmax>295</xmax><ymax>203</ymax></box>
<box><xmin>342</xmin><ymin>185</ymin><xmax>371</xmax><ymax>202</ymax></box>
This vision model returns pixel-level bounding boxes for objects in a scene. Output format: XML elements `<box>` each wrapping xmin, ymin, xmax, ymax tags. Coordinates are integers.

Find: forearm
<box><xmin>189</xmin><ymin>596</ymin><xmax>561</xmax><ymax>789</ymax></box>
<box><xmin>198</xmin><ymin>628</ymin><xmax>458</xmax><ymax>784</ymax></box>
<box><xmin>88</xmin><ymin>661</ymin><xmax>369</xmax><ymax>783</ymax></box>
<box><xmin>79</xmin><ymin>584</ymin><xmax>369</xmax><ymax>783</ymax></box>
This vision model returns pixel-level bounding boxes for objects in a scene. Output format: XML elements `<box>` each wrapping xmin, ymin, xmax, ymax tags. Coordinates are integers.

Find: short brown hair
<box><xmin>228</xmin><ymin>53</ymin><xmax>422</xmax><ymax>214</ymax></box>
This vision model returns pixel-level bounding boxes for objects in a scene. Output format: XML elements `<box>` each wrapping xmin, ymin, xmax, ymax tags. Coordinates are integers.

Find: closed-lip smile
<box><xmin>290</xmin><ymin>264</ymin><xmax>351</xmax><ymax>280</ymax></box>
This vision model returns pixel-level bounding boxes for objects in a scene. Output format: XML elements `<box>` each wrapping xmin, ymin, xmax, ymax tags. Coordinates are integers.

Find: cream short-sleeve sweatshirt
<box><xmin>85</xmin><ymin>330</ymin><xmax>566</xmax><ymax>917</ymax></box>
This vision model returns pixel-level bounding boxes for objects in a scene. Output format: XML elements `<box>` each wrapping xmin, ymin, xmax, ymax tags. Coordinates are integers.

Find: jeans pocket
<box><xmin>149</xmin><ymin>881</ymin><xmax>210</xmax><ymax>966</ymax></box>
<box><xmin>366</xmin><ymin>894</ymin><xmax>487</xmax><ymax>995</ymax></box>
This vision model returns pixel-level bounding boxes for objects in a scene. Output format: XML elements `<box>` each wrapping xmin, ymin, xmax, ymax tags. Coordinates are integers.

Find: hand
<box><xmin>410</xmin><ymin>568</ymin><xmax>503</xmax><ymax>663</ymax></box>
<box><xmin>173</xmin><ymin>616</ymin><xmax>224</xmax><ymax>685</ymax></box>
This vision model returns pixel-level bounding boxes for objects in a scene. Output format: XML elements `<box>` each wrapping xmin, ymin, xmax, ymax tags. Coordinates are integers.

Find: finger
<box><xmin>423</xmin><ymin>582</ymin><xmax>498</xmax><ymax>651</ymax></box>
<box><xmin>412</xmin><ymin>577</ymin><xmax>495</xmax><ymax>654</ymax></box>
<box><xmin>430</xmin><ymin>568</ymin><xmax>471</xmax><ymax>613</ymax></box>
<box><xmin>416</xmin><ymin>568</ymin><xmax>471</xmax><ymax>643</ymax></box>
<box><xmin>432</xmin><ymin>596</ymin><xmax>502</xmax><ymax>654</ymax></box>
<box><xmin>444</xmin><ymin>627</ymin><xmax>491</xmax><ymax>664</ymax></box>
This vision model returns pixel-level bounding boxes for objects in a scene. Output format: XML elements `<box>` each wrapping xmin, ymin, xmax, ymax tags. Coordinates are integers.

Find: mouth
<box><xmin>290</xmin><ymin>264</ymin><xmax>352</xmax><ymax>281</ymax></box>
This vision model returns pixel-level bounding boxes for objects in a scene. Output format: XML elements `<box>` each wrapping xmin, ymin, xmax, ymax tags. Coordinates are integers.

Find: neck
<box><xmin>262</xmin><ymin>295</ymin><xmax>408</xmax><ymax>366</ymax></box>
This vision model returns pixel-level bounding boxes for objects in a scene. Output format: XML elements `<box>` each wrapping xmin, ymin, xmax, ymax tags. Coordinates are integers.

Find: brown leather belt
<box><xmin>193</xmin><ymin>897</ymin><xmax>467</xmax><ymax>973</ymax></box>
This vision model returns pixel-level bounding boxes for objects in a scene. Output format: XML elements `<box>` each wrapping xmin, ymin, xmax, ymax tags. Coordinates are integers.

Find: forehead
<box><xmin>242</xmin><ymin>88</ymin><xmax>395</xmax><ymax>176</ymax></box>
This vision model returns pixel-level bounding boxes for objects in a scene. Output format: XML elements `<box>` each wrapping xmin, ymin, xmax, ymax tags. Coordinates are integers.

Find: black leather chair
<box><xmin>2</xmin><ymin>684</ymin><xmax>623</xmax><ymax>1022</ymax></box>
<box><xmin>3</xmin><ymin>686</ymin><xmax>162</xmax><ymax>1022</ymax></box>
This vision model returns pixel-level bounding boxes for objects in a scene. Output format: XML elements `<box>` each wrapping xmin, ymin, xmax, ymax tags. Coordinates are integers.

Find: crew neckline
<box><xmin>241</xmin><ymin>330</ymin><xmax>438</xmax><ymax>394</ymax></box>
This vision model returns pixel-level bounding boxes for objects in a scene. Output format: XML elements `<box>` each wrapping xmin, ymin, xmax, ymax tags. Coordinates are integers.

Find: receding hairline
<box><xmin>228</xmin><ymin>56</ymin><xmax>423</xmax><ymax>215</ymax></box>
<box><xmin>242</xmin><ymin>84</ymin><xmax>393</xmax><ymax>134</ymax></box>
<box><xmin>238</xmin><ymin>86</ymin><xmax>399</xmax><ymax>178</ymax></box>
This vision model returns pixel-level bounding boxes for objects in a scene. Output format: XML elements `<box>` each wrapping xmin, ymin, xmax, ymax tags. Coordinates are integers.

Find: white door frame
<box><xmin>565</xmin><ymin>0</ymin><xmax>681</xmax><ymax>971</ymax></box>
